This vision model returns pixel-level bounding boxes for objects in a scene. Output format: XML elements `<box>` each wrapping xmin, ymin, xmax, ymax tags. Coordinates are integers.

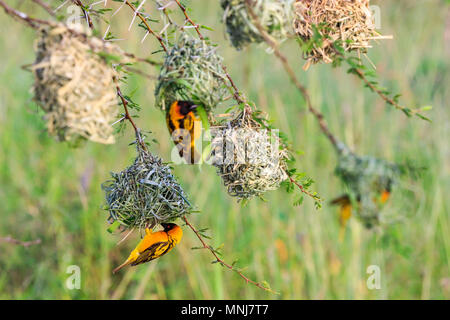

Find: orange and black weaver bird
<box><xmin>331</xmin><ymin>186</ymin><xmax>391</xmax><ymax>240</ymax></box>
<box><xmin>166</xmin><ymin>100</ymin><xmax>202</xmax><ymax>164</ymax></box>
<box><xmin>113</xmin><ymin>223</ymin><xmax>183</xmax><ymax>273</ymax></box>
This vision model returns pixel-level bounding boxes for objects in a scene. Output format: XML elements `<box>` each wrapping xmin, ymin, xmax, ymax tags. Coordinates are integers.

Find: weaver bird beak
<box><xmin>190</xmin><ymin>104</ymin><xmax>198</xmax><ymax>111</ymax></box>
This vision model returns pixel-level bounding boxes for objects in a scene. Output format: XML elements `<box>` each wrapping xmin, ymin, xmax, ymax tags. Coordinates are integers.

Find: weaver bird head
<box><xmin>176</xmin><ymin>101</ymin><xmax>198</xmax><ymax>116</ymax></box>
<box><xmin>161</xmin><ymin>223</ymin><xmax>183</xmax><ymax>243</ymax></box>
<box><xmin>161</xmin><ymin>223</ymin><xmax>177</xmax><ymax>231</ymax></box>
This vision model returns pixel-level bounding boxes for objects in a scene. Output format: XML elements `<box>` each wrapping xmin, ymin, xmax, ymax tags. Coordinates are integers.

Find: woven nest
<box><xmin>32</xmin><ymin>25</ymin><xmax>126</xmax><ymax>144</ymax></box>
<box><xmin>102</xmin><ymin>147</ymin><xmax>192</xmax><ymax>230</ymax></box>
<box><xmin>293</xmin><ymin>0</ymin><xmax>383</xmax><ymax>69</ymax></box>
<box><xmin>221</xmin><ymin>0</ymin><xmax>294</xmax><ymax>49</ymax></box>
<box><xmin>334</xmin><ymin>144</ymin><xmax>399</xmax><ymax>228</ymax></box>
<box><xmin>155</xmin><ymin>35</ymin><xmax>228</xmax><ymax>113</ymax></box>
<box><xmin>211</xmin><ymin>109</ymin><xmax>289</xmax><ymax>199</ymax></box>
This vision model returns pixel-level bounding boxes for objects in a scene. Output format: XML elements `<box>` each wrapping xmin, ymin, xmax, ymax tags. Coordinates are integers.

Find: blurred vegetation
<box><xmin>0</xmin><ymin>0</ymin><xmax>449</xmax><ymax>299</ymax></box>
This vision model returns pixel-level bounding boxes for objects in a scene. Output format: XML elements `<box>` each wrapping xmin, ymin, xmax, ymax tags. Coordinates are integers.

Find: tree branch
<box><xmin>116</xmin><ymin>85</ymin><xmax>148</xmax><ymax>152</ymax></box>
<box><xmin>124</xmin><ymin>0</ymin><xmax>168</xmax><ymax>53</ymax></box>
<box><xmin>0</xmin><ymin>236</ymin><xmax>41</xmax><ymax>247</ymax></box>
<box><xmin>174</xmin><ymin>0</ymin><xmax>204</xmax><ymax>40</ymax></box>
<box><xmin>71</xmin><ymin>0</ymin><xmax>93</xmax><ymax>29</ymax></box>
<box><xmin>0</xmin><ymin>0</ymin><xmax>52</xmax><ymax>29</ymax></box>
<box><xmin>353</xmin><ymin>68</ymin><xmax>426</xmax><ymax>119</ymax></box>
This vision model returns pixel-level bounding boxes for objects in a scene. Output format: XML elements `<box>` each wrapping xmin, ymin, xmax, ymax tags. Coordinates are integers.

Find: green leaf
<box><xmin>107</xmin><ymin>221</ymin><xmax>121</xmax><ymax>233</ymax></box>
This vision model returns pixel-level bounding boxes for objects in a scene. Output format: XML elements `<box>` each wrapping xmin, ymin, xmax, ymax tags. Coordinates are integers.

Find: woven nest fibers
<box><xmin>155</xmin><ymin>35</ymin><xmax>228</xmax><ymax>113</ymax></box>
<box><xmin>210</xmin><ymin>110</ymin><xmax>289</xmax><ymax>199</ymax></box>
<box><xmin>32</xmin><ymin>25</ymin><xmax>125</xmax><ymax>145</ymax></box>
<box><xmin>102</xmin><ymin>149</ymin><xmax>192</xmax><ymax>230</ymax></box>
<box><xmin>335</xmin><ymin>146</ymin><xmax>399</xmax><ymax>228</ymax></box>
<box><xmin>293</xmin><ymin>0</ymin><xmax>381</xmax><ymax>68</ymax></box>
<box><xmin>221</xmin><ymin>0</ymin><xmax>294</xmax><ymax>49</ymax></box>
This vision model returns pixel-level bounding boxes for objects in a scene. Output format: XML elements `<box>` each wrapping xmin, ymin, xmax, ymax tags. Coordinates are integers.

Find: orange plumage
<box><xmin>380</xmin><ymin>190</ymin><xmax>391</xmax><ymax>204</ymax></box>
<box><xmin>166</xmin><ymin>101</ymin><xmax>201</xmax><ymax>164</ymax></box>
<box><xmin>330</xmin><ymin>190</ymin><xmax>391</xmax><ymax>240</ymax></box>
<box><xmin>113</xmin><ymin>223</ymin><xmax>183</xmax><ymax>273</ymax></box>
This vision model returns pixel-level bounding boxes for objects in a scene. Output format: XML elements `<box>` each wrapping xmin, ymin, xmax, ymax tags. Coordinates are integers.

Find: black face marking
<box><xmin>178</xmin><ymin>101</ymin><xmax>196</xmax><ymax>116</ymax></box>
<box><xmin>162</xmin><ymin>223</ymin><xmax>176</xmax><ymax>232</ymax></box>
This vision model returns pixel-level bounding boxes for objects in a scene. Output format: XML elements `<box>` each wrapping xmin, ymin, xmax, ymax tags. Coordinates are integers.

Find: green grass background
<box><xmin>0</xmin><ymin>0</ymin><xmax>449</xmax><ymax>299</ymax></box>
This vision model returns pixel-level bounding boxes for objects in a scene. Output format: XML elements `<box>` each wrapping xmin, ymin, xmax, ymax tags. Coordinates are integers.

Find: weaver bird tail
<box><xmin>112</xmin><ymin>259</ymin><xmax>133</xmax><ymax>274</ymax></box>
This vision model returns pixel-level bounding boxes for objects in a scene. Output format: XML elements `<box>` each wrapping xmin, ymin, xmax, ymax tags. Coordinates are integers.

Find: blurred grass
<box><xmin>0</xmin><ymin>0</ymin><xmax>449</xmax><ymax>299</ymax></box>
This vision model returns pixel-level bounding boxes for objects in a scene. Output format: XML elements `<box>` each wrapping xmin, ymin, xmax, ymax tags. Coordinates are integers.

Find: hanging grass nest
<box><xmin>293</xmin><ymin>0</ymin><xmax>386</xmax><ymax>69</ymax></box>
<box><xmin>31</xmin><ymin>25</ymin><xmax>127</xmax><ymax>145</ymax></box>
<box><xmin>155</xmin><ymin>35</ymin><xmax>228</xmax><ymax>113</ymax></box>
<box><xmin>334</xmin><ymin>143</ymin><xmax>399</xmax><ymax>228</ymax></box>
<box><xmin>220</xmin><ymin>0</ymin><xmax>294</xmax><ymax>49</ymax></box>
<box><xmin>102</xmin><ymin>146</ymin><xmax>192</xmax><ymax>231</ymax></box>
<box><xmin>210</xmin><ymin>108</ymin><xmax>289</xmax><ymax>200</ymax></box>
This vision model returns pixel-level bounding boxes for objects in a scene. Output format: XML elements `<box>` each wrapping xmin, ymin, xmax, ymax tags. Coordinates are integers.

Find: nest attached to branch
<box><xmin>102</xmin><ymin>146</ymin><xmax>192</xmax><ymax>230</ymax></box>
<box><xmin>293</xmin><ymin>0</ymin><xmax>385</xmax><ymax>69</ymax></box>
<box><xmin>31</xmin><ymin>25</ymin><xmax>127</xmax><ymax>144</ymax></box>
<box><xmin>221</xmin><ymin>0</ymin><xmax>294</xmax><ymax>49</ymax></box>
<box><xmin>334</xmin><ymin>143</ymin><xmax>399</xmax><ymax>228</ymax></box>
<box><xmin>210</xmin><ymin>108</ymin><xmax>289</xmax><ymax>200</ymax></box>
<box><xmin>155</xmin><ymin>35</ymin><xmax>228</xmax><ymax>113</ymax></box>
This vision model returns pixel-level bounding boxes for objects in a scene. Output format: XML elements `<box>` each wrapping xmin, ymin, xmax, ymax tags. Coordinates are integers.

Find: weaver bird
<box><xmin>331</xmin><ymin>186</ymin><xmax>391</xmax><ymax>240</ymax></box>
<box><xmin>166</xmin><ymin>100</ymin><xmax>202</xmax><ymax>164</ymax></box>
<box><xmin>113</xmin><ymin>223</ymin><xmax>183</xmax><ymax>274</ymax></box>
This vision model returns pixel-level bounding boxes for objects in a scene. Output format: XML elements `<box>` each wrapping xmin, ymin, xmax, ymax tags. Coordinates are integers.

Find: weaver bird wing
<box><xmin>131</xmin><ymin>241</ymin><xmax>173</xmax><ymax>265</ymax></box>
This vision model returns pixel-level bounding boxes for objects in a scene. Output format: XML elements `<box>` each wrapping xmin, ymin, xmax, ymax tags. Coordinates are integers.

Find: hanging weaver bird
<box><xmin>330</xmin><ymin>194</ymin><xmax>357</xmax><ymax>242</ymax></box>
<box><xmin>166</xmin><ymin>100</ymin><xmax>202</xmax><ymax>164</ymax></box>
<box><xmin>113</xmin><ymin>223</ymin><xmax>183</xmax><ymax>273</ymax></box>
<box><xmin>330</xmin><ymin>185</ymin><xmax>392</xmax><ymax>241</ymax></box>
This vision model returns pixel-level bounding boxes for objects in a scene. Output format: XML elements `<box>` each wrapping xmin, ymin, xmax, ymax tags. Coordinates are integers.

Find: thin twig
<box><xmin>222</xmin><ymin>66</ymin><xmax>251</xmax><ymax>107</ymax></box>
<box><xmin>124</xmin><ymin>0</ymin><xmax>168</xmax><ymax>53</ymax></box>
<box><xmin>157</xmin><ymin>0</ymin><xmax>174</xmax><ymax>25</ymax></box>
<box><xmin>123</xmin><ymin>66</ymin><xmax>157</xmax><ymax>80</ymax></box>
<box><xmin>289</xmin><ymin>176</ymin><xmax>318</xmax><ymax>200</ymax></box>
<box><xmin>0</xmin><ymin>0</ymin><xmax>52</xmax><ymax>29</ymax></box>
<box><xmin>353</xmin><ymin>68</ymin><xmax>423</xmax><ymax>117</ymax></box>
<box><xmin>182</xmin><ymin>216</ymin><xmax>278</xmax><ymax>294</ymax></box>
<box><xmin>116</xmin><ymin>85</ymin><xmax>148</xmax><ymax>152</ymax></box>
<box><xmin>174</xmin><ymin>0</ymin><xmax>204</xmax><ymax>40</ymax></box>
<box><xmin>0</xmin><ymin>236</ymin><xmax>41</xmax><ymax>247</ymax></box>
<box><xmin>327</xmin><ymin>20</ymin><xmax>427</xmax><ymax>120</ymax></box>
<box><xmin>123</xmin><ymin>53</ymin><xmax>163</xmax><ymax>67</ymax></box>
<box><xmin>31</xmin><ymin>0</ymin><xmax>55</xmax><ymax>16</ymax></box>
<box><xmin>71</xmin><ymin>0</ymin><xmax>93</xmax><ymax>29</ymax></box>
